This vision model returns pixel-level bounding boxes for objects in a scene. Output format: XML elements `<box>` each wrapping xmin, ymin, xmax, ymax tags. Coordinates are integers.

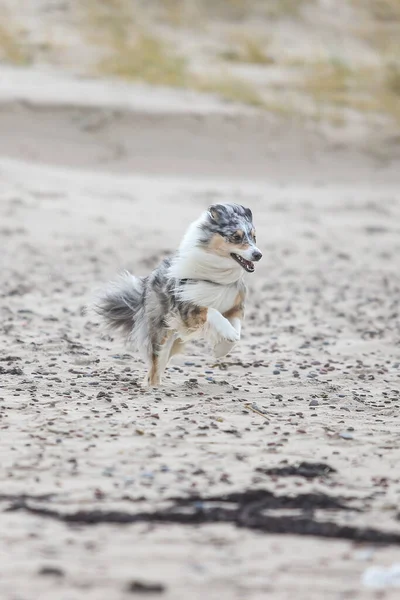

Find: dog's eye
<box><xmin>231</xmin><ymin>234</ymin><xmax>243</xmax><ymax>243</ymax></box>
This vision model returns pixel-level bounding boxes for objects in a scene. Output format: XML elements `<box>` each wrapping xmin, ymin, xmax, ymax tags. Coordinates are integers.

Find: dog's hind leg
<box><xmin>145</xmin><ymin>352</ymin><xmax>161</xmax><ymax>387</ymax></box>
<box><xmin>144</xmin><ymin>331</ymin><xmax>175</xmax><ymax>387</ymax></box>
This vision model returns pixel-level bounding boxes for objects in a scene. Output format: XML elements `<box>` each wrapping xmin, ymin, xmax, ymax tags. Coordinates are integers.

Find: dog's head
<box><xmin>199</xmin><ymin>203</ymin><xmax>262</xmax><ymax>273</ymax></box>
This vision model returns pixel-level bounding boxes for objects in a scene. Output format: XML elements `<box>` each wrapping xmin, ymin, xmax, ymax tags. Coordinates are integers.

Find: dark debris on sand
<box><xmin>6</xmin><ymin>488</ymin><xmax>400</xmax><ymax>545</ymax></box>
<box><xmin>255</xmin><ymin>461</ymin><xmax>337</xmax><ymax>479</ymax></box>
<box><xmin>0</xmin><ymin>365</ymin><xmax>23</xmax><ymax>375</ymax></box>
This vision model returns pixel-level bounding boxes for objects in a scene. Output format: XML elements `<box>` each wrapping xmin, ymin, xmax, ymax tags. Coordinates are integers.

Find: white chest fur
<box><xmin>178</xmin><ymin>281</ymin><xmax>244</xmax><ymax>313</ymax></box>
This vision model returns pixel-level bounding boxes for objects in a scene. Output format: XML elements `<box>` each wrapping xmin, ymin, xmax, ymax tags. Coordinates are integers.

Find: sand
<box><xmin>1</xmin><ymin>67</ymin><xmax>400</xmax><ymax>600</ymax></box>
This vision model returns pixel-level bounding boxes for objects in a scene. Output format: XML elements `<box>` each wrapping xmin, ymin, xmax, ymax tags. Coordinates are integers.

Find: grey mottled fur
<box><xmin>95</xmin><ymin>260</ymin><xmax>177</xmax><ymax>357</ymax></box>
<box><xmin>199</xmin><ymin>203</ymin><xmax>255</xmax><ymax>245</ymax></box>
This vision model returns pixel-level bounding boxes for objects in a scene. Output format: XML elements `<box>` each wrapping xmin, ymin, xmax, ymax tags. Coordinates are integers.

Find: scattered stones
<box><xmin>38</xmin><ymin>566</ymin><xmax>65</xmax><ymax>577</ymax></box>
<box><xmin>127</xmin><ymin>580</ymin><xmax>165</xmax><ymax>594</ymax></box>
<box><xmin>339</xmin><ymin>431</ymin><xmax>354</xmax><ymax>440</ymax></box>
<box><xmin>0</xmin><ymin>366</ymin><xmax>23</xmax><ymax>375</ymax></box>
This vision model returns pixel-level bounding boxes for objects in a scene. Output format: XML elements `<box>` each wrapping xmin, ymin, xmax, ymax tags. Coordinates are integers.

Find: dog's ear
<box><xmin>208</xmin><ymin>204</ymin><xmax>225</xmax><ymax>223</ymax></box>
<box><xmin>243</xmin><ymin>207</ymin><xmax>253</xmax><ymax>222</ymax></box>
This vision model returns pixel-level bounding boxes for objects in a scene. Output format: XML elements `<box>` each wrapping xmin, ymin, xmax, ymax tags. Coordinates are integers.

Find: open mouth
<box><xmin>231</xmin><ymin>253</ymin><xmax>255</xmax><ymax>273</ymax></box>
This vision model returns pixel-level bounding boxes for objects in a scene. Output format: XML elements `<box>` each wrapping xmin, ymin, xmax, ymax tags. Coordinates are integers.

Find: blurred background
<box><xmin>0</xmin><ymin>0</ymin><xmax>399</xmax><ymax>180</ymax></box>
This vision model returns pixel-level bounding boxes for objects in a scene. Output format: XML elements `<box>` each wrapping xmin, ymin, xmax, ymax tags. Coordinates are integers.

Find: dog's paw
<box><xmin>206</xmin><ymin>309</ymin><xmax>240</xmax><ymax>343</ymax></box>
<box><xmin>215</xmin><ymin>320</ymin><xmax>240</xmax><ymax>343</ymax></box>
<box><xmin>225</xmin><ymin>327</ymin><xmax>240</xmax><ymax>342</ymax></box>
<box><xmin>214</xmin><ymin>340</ymin><xmax>236</xmax><ymax>359</ymax></box>
<box><xmin>141</xmin><ymin>374</ymin><xmax>150</xmax><ymax>389</ymax></box>
<box><xmin>141</xmin><ymin>373</ymin><xmax>161</xmax><ymax>388</ymax></box>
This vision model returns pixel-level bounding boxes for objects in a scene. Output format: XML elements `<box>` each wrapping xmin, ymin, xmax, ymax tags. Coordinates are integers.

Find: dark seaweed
<box><xmin>6</xmin><ymin>488</ymin><xmax>400</xmax><ymax>545</ymax></box>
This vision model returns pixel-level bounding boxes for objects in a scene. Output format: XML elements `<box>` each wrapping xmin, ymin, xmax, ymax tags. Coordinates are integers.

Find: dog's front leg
<box><xmin>213</xmin><ymin>296</ymin><xmax>244</xmax><ymax>359</ymax></box>
<box><xmin>213</xmin><ymin>317</ymin><xmax>241</xmax><ymax>358</ymax></box>
<box><xmin>206</xmin><ymin>308</ymin><xmax>240</xmax><ymax>343</ymax></box>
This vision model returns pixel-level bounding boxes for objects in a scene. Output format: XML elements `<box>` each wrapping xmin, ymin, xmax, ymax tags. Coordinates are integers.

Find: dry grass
<box><xmin>83</xmin><ymin>0</ymin><xmax>187</xmax><ymax>86</ymax></box>
<box><xmin>79</xmin><ymin>0</ymin><xmax>400</xmax><ymax>121</ymax></box>
<box><xmin>81</xmin><ymin>0</ymin><xmax>268</xmax><ymax>107</ymax></box>
<box><xmin>153</xmin><ymin>0</ymin><xmax>312</xmax><ymax>24</ymax></box>
<box><xmin>386</xmin><ymin>64</ymin><xmax>400</xmax><ymax>94</ymax></box>
<box><xmin>301</xmin><ymin>58</ymin><xmax>400</xmax><ymax>124</ymax></box>
<box><xmin>203</xmin><ymin>0</ymin><xmax>312</xmax><ymax>19</ymax></box>
<box><xmin>99</xmin><ymin>32</ymin><xmax>188</xmax><ymax>86</ymax></box>
<box><xmin>83</xmin><ymin>0</ymin><xmax>130</xmax><ymax>44</ymax></box>
<box><xmin>351</xmin><ymin>2</ymin><xmax>400</xmax><ymax>123</ymax></box>
<box><xmin>194</xmin><ymin>75</ymin><xmax>265</xmax><ymax>107</ymax></box>
<box><xmin>132</xmin><ymin>0</ymin><xmax>256</xmax><ymax>27</ymax></box>
<box><xmin>380</xmin><ymin>64</ymin><xmax>400</xmax><ymax>122</ymax></box>
<box><xmin>260</xmin><ymin>0</ymin><xmax>312</xmax><ymax>19</ymax></box>
<box><xmin>357</xmin><ymin>0</ymin><xmax>400</xmax><ymax>21</ymax></box>
<box><xmin>0</xmin><ymin>21</ymin><xmax>31</xmax><ymax>65</ymax></box>
<box><xmin>221</xmin><ymin>33</ymin><xmax>274</xmax><ymax>65</ymax></box>
<box><xmin>302</xmin><ymin>60</ymin><xmax>354</xmax><ymax>101</ymax></box>
<box><xmin>356</xmin><ymin>24</ymin><xmax>400</xmax><ymax>60</ymax></box>
<box><xmin>163</xmin><ymin>0</ymin><xmax>255</xmax><ymax>21</ymax></box>
<box><xmin>158</xmin><ymin>0</ymin><xmax>188</xmax><ymax>27</ymax></box>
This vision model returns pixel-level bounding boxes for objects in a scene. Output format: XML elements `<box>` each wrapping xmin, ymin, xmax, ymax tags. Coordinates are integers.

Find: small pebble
<box><xmin>38</xmin><ymin>566</ymin><xmax>65</xmax><ymax>577</ymax></box>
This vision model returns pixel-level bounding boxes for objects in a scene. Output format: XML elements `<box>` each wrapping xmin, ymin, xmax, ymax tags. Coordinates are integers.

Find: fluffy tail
<box><xmin>94</xmin><ymin>271</ymin><xmax>146</xmax><ymax>341</ymax></box>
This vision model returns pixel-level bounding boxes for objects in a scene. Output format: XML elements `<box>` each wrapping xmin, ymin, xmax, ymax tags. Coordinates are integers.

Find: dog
<box><xmin>94</xmin><ymin>203</ymin><xmax>262</xmax><ymax>386</ymax></box>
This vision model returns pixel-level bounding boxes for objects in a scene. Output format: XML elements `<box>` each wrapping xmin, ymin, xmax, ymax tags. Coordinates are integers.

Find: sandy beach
<box><xmin>1</xmin><ymin>1</ymin><xmax>400</xmax><ymax>596</ymax></box>
<box><xmin>1</xmin><ymin>74</ymin><xmax>400</xmax><ymax>598</ymax></box>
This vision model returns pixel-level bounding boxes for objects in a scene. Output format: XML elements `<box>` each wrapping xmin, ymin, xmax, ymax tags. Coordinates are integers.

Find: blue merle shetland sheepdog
<box><xmin>95</xmin><ymin>203</ymin><xmax>262</xmax><ymax>386</ymax></box>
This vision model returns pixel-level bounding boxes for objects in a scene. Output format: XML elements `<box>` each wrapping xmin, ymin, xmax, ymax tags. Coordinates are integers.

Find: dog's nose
<box><xmin>252</xmin><ymin>250</ymin><xmax>262</xmax><ymax>261</ymax></box>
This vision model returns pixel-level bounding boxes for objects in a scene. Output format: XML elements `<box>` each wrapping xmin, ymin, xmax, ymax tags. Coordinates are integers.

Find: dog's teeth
<box><xmin>231</xmin><ymin>252</ymin><xmax>255</xmax><ymax>272</ymax></box>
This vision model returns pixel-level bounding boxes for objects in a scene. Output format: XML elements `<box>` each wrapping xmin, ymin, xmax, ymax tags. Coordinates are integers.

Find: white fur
<box><xmin>206</xmin><ymin>308</ymin><xmax>240</xmax><ymax>343</ymax></box>
<box><xmin>213</xmin><ymin>316</ymin><xmax>241</xmax><ymax>358</ymax></box>
<box><xmin>169</xmin><ymin>247</ymin><xmax>244</xmax><ymax>285</ymax></box>
<box><xmin>177</xmin><ymin>280</ymin><xmax>240</xmax><ymax>313</ymax></box>
<box><xmin>168</xmin><ymin>216</ymin><xmax>246</xmax><ymax>286</ymax></box>
<box><xmin>167</xmin><ymin>210</ymin><xmax>249</xmax><ymax>352</ymax></box>
<box><xmin>234</xmin><ymin>245</ymin><xmax>260</xmax><ymax>261</ymax></box>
